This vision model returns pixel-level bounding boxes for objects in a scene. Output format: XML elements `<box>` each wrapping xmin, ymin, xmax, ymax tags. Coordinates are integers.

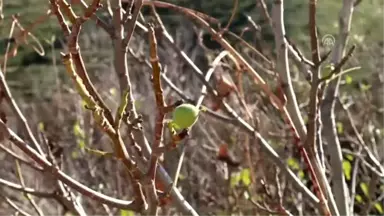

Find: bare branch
<box><xmin>0</xmin><ymin>144</ymin><xmax>44</xmax><ymax>172</ymax></box>
<box><xmin>0</xmin><ymin>177</ymin><xmax>54</xmax><ymax>198</ymax></box>
<box><xmin>321</xmin><ymin>1</ymin><xmax>356</xmax><ymax>216</ymax></box>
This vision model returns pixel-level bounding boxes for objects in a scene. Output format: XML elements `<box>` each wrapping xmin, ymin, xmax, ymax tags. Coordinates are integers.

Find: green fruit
<box><xmin>172</xmin><ymin>103</ymin><xmax>200</xmax><ymax>130</ymax></box>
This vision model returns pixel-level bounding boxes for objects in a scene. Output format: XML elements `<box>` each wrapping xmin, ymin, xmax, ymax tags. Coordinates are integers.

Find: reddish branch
<box><xmin>51</xmin><ymin>0</ymin><xmax>115</xmax><ymax>124</ymax></box>
<box><xmin>146</xmin><ymin>24</ymin><xmax>166</xmax><ymax>180</ymax></box>
<box><xmin>50</xmin><ymin>0</ymin><xmax>147</xmax><ymax>210</ymax></box>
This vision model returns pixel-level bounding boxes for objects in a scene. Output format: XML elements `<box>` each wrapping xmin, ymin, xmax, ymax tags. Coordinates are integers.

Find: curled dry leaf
<box><xmin>155</xmin><ymin>177</ymin><xmax>173</xmax><ymax>206</ymax></box>
<box><xmin>216</xmin><ymin>72</ymin><xmax>236</xmax><ymax>98</ymax></box>
<box><xmin>212</xmin><ymin>70</ymin><xmax>237</xmax><ymax>111</ymax></box>
<box><xmin>155</xmin><ymin>176</ymin><xmax>166</xmax><ymax>192</ymax></box>
<box><xmin>158</xmin><ymin>194</ymin><xmax>173</xmax><ymax>207</ymax></box>
<box><xmin>218</xmin><ymin>143</ymin><xmax>229</xmax><ymax>158</ymax></box>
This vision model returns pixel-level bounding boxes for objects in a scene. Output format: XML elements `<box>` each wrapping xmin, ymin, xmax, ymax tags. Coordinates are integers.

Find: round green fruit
<box><xmin>172</xmin><ymin>103</ymin><xmax>200</xmax><ymax>130</ymax></box>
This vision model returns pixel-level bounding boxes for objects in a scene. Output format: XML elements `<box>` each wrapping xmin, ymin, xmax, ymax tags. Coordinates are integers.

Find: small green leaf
<box><xmin>71</xmin><ymin>151</ymin><xmax>79</xmax><ymax>159</ymax></box>
<box><xmin>345</xmin><ymin>75</ymin><xmax>353</xmax><ymax>85</ymax></box>
<box><xmin>360</xmin><ymin>182</ymin><xmax>369</xmax><ymax>197</ymax></box>
<box><xmin>355</xmin><ymin>194</ymin><xmax>363</xmax><ymax>203</ymax></box>
<box><xmin>178</xmin><ymin>174</ymin><xmax>186</xmax><ymax>180</ymax></box>
<box><xmin>298</xmin><ymin>170</ymin><xmax>305</xmax><ymax>180</ymax></box>
<box><xmin>73</xmin><ymin>121</ymin><xmax>85</xmax><ymax>139</ymax></box>
<box><xmin>240</xmin><ymin>168</ymin><xmax>251</xmax><ymax>186</ymax></box>
<box><xmin>287</xmin><ymin>157</ymin><xmax>300</xmax><ymax>170</ymax></box>
<box><xmin>360</xmin><ymin>83</ymin><xmax>371</xmax><ymax>92</ymax></box>
<box><xmin>323</xmin><ymin>64</ymin><xmax>335</xmax><ymax>76</ymax></box>
<box><xmin>374</xmin><ymin>202</ymin><xmax>384</xmax><ymax>214</ymax></box>
<box><xmin>200</xmin><ymin>105</ymin><xmax>208</xmax><ymax>112</ymax></box>
<box><xmin>73</xmin><ymin>121</ymin><xmax>86</xmax><ymax>149</ymax></box>
<box><xmin>230</xmin><ymin>172</ymin><xmax>241</xmax><ymax>188</ymax></box>
<box><xmin>120</xmin><ymin>209</ymin><xmax>134</xmax><ymax>216</ymax></box>
<box><xmin>345</xmin><ymin>154</ymin><xmax>354</xmax><ymax>161</ymax></box>
<box><xmin>337</xmin><ymin>122</ymin><xmax>344</xmax><ymax>134</ymax></box>
<box><xmin>342</xmin><ymin>160</ymin><xmax>352</xmax><ymax>180</ymax></box>
<box><xmin>38</xmin><ymin>122</ymin><xmax>45</xmax><ymax>131</ymax></box>
<box><xmin>78</xmin><ymin>139</ymin><xmax>86</xmax><ymax>149</ymax></box>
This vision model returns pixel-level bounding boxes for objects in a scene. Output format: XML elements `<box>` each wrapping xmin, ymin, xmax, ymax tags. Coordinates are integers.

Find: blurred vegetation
<box><xmin>2</xmin><ymin>0</ymin><xmax>382</xmax><ymax>88</ymax></box>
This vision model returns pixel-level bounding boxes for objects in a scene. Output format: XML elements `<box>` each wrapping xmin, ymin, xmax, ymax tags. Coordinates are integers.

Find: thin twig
<box><xmin>2</xmin><ymin>195</ymin><xmax>32</xmax><ymax>216</ymax></box>
<box><xmin>0</xmin><ymin>177</ymin><xmax>54</xmax><ymax>198</ymax></box>
<box><xmin>349</xmin><ymin>146</ymin><xmax>362</xmax><ymax>215</ymax></box>
<box><xmin>219</xmin><ymin>0</ymin><xmax>238</xmax><ymax>34</ymax></box>
<box><xmin>79</xmin><ymin>0</ymin><xmax>113</xmax><ymax>35</ymax></box>
<box><xmin>123</xmin><ymin>0</ymin><xmax>143</xmax><ymax>47</ymax></box>
<box><xmin>14</xmin><ymin>160</ymin><xmax>45</xmax><ymax>216</ymax></box>
<box><xmin>1</xmin><ymin>18</ymin><xmax>16</xmax><ymax>74</ymax></box>
<box><xmin>0</xmin><ymin>144</ymin><xmax>44</xmax><ymax>172</ymax></box>
<box><xmin>0</xmin><ymin>68</ymin><xmax>45</xmax><ymax>156</ymax></box>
